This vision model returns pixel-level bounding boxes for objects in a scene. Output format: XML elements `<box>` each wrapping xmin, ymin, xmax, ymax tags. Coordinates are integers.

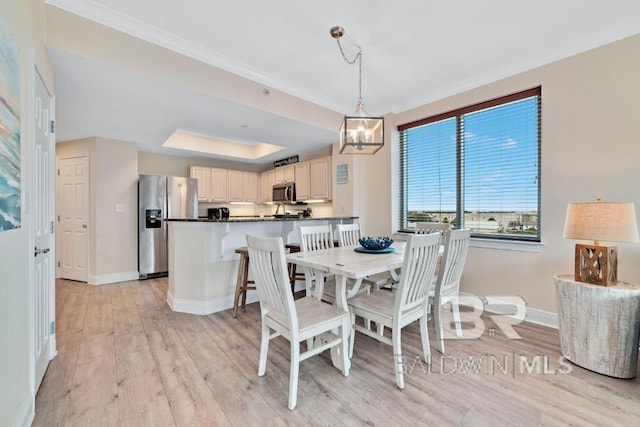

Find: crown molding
<box><xmin>46</xmin><ymin>0</ymin><xmax>349</xmax><ymax>113</ymax></box>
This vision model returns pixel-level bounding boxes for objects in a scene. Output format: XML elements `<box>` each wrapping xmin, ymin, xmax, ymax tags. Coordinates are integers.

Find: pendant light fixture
<box><xmin>330</xmin><ymin>26</ymin><xmax>384</xmax><ymax>154</ymax></box>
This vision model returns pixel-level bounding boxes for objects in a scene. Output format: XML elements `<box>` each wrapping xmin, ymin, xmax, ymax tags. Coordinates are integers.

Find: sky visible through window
<box><xmin>406</xmin><ymin>97</ymin><xmax>539</xmax><ymax>214</ymax></box>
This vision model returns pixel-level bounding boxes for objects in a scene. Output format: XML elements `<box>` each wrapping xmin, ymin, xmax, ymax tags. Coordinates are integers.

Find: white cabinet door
<box><xmin>284</xmin><ymin>165</ymin><xmax>295</xmax><ymax>183</ymax></box>
<box><xmin>228</xmin><ymin>170</ymin><xmax>243</xmax><ymax>202</ymax></box>
<box><xmin>189</xmin><ymin>166</ymin><xmax>211</xmax><ymax>201</ymax></box>
<box><xmin>310</xmin><ymin>157</ymin><xmax>332</xmax><ymax>200</ymax></box>
<box><xmin>275</xmin><ymin>165</ymin><xmax>295</xmax><ymax>184</ymax></box>
<box><xmin>243</xmin><ymin>172</ymin><xmax>258</xmax><ymax>202</ymax></box>
<box><xmin>260</xmin><ymin>169</ymin><xmax>275</xmax><ymax>202</ymax></box>
<box><xmin>210</xmin><ymin>168</ymin><xmax>228</xmax><ymax>202</ymax></box>
<box><xmin>295</xmin><ymin>161</ymin><xmax>310</xmax><ymax>201</ymax></box>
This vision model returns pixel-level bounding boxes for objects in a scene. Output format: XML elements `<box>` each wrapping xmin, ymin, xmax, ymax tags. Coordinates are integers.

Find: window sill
<box><xmin>470</xmin><ymin>238</ymin><xmax>544</xmax><ymax>253</ymax></box>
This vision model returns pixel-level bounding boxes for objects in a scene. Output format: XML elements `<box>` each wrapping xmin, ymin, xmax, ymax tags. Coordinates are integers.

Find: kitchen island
<box><xmin>165</xmin><ymin>216</ymin><xmax>358</xmax><ymax>315</ymax></box>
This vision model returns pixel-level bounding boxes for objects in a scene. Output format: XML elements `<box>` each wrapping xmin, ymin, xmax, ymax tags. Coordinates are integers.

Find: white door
<box><xmin>33</xmin><ymin>66</ymin><xmax>55</xmax><ymax>389</ymax></box>
<box><xmin>58</xmin><ymin>156</ymin><xmax>89</xmax><ymax>282</ymax></box>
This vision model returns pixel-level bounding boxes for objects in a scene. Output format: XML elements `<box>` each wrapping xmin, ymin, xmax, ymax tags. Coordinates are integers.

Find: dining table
<box><xmin>285</xmin><ymin>242</ymin><xmax>407</xmax><ymax>371</ymax></box>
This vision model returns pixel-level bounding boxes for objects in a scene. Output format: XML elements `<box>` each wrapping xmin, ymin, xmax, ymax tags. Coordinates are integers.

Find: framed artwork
<box><xmin>0</xmin><ymin>20</ymin><xmax>20</xmax><ymax>231</ymax></box>
<box><xmin>336</xmin><ymin>163</ymin><xmax>348</xmax><ymax>184</ymax></box>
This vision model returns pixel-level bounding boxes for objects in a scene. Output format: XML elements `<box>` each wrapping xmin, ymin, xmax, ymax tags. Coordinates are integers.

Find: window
<box><xmin>398</xmin><ymin>87</ymin><xmax>541</xmax><ymax>241</ymax></box>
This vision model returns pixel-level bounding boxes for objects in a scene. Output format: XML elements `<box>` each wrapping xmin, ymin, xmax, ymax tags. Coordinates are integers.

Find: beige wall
<box><xmin>56</xmin><ymin>137</ymin><xmax>139</xmax><ymax>283</ymax></box>
<box><xmin>0</xmin><ymin>0</ymin><xmax>53</xmax><ymax>424</ymax></box>
<box><xmin>95</xmin><ymin>138</ymin><xmax>138</xmax><ymax>278</ymax></box>
<box><xmin>357</xmin><ymin>33</ymin><xmax>640</xmax><ymax>314</ymax></box>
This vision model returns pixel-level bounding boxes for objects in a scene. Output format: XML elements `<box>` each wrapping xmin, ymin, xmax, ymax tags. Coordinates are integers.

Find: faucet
<box><xmin>275</xmin><ymin>204</ymin><xmax>285</xmax><ymax>216</ymax></box>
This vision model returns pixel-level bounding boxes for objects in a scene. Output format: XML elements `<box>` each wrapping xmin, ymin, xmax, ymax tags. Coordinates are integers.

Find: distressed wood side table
<box><xmin>554</xmin><ymin>274</ymin><xmax>640</xmax><ymax>378</ymax></box>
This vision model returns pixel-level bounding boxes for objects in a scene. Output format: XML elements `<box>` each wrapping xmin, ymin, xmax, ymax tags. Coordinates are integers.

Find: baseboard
<box><xmin>88</xmin><ymin>271</ymin><xmax>140</xmax><ymax>285</ymax></box>
<box><xmin>523</xmin><ymin>306</ymin><xmax>558</xmax><ymax>329</ymax></box>
<box><xmin>15</xmin><ymin>393</ymin><xmax>34</xmax><ymax>427</ymax></box>
<box><xmin>166</xmin><ymin>289</ymin><xmax>260</xmax><ymax>315</ymax></box>
<box><xmin>459</xmin><ymin>292</ymin><xmax>558</xmax><ymax>330</ymax></box>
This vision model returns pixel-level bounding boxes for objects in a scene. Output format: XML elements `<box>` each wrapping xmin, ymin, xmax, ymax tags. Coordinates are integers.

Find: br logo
<box><xmin>438</xmin><ymin>296</ymin><xmax>527</xmax><ymax>340</ymax></box>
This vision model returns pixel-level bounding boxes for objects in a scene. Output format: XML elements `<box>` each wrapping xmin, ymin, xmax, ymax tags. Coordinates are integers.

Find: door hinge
<box><xmin>50</xmin><ymin>120</ymin><xmax>55</xmax><ymax>134</ymax></box>
<box><xmin>57</xmin><ymin>169</ymin><xmax>60</xmax><ymax>176</ymax></box>
<box><xmin>50</xmin><ymin>221</ymin><xmax>55</xmax><ymax>234</ymax></box>
<box><xmin>50</xmin><ymin>321</ymin><xmax>55</xmax><ymax>335</ymax></box>
<box><xmin>57</xmin><ymin>261</ymin><xmax>60</xmax><ymax>267</ymax></box>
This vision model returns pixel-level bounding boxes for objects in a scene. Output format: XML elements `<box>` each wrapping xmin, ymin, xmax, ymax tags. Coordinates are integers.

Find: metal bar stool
<box><xmin>233</xmin><ymin>247</ymin><xmax>255</xmax><ymax>317</ymax></box>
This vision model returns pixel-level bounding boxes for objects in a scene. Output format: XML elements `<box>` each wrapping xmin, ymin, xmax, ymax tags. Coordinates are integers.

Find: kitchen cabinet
<box><xmin>243</xmin><ymin>172</ymin><xmax>258</xmax><ymax>202</ymax></box>
<box><xmin>227</xmin><ymin>170</ymin><xmax>244</xmax><ymax>202</ymax></box>
<box><xmin>295</xmin><ymin>161</ymin><xmax>310</xmax><ymax>201</ymax></box>
<box><xmin>310</xmin><ymin>157</ymin><xmax>331</xmax><ymax>200</ymax></box>
<box><xmin>260</xmin><ymin>169</ymin><xmax>275</xmax><ymax>202</ymax></box>
<box><xmin>189</xmin><ymin>166</ymin><xmax>211</xmax><ymax>201</ymax></box>
<box><xmin>228</xmin><ymin>170</ymin><xmax>257</xmax><ymax>202</ymax></box>
<box><xmin>209</xmin><ymin>168</ymin><xmax>228</xmax><ymax>202</ymax></box>
<box><xmin>275</xmin><ymin>165</ymin><xmax>295</xmax><ymax>184</ymax></box>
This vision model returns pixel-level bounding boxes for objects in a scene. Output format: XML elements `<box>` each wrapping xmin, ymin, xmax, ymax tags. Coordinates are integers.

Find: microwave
<box><xmin>273</xmin><ymin>183</ymin><xmax>296</xmax><ymax>203</ymax></box>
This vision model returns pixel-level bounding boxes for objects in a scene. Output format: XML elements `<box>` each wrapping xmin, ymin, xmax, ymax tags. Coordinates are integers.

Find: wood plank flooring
<box><xmin>34</xmin><ymin>278</ymin><xmax>640</xmax><ymax>426</ymax></box>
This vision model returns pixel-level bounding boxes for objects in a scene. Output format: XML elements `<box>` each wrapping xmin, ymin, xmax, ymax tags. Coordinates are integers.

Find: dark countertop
<box><xmin>166</xmin><ymin>216</ymin><xmax>358</xmax><ymax>223</ymax></box>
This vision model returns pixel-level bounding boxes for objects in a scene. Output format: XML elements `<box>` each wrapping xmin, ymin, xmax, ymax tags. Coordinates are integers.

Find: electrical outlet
<box><xmin>116</xmin><ymin>204</ymin><xmax>126</xmax><ymax>213</ymax></box>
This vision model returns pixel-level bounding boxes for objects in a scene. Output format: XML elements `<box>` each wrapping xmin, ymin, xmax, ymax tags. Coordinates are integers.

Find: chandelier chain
<box><xmin>335</xmin><ymin>39</ymin><xmax>363</xmax><ymax>105</ymax></box>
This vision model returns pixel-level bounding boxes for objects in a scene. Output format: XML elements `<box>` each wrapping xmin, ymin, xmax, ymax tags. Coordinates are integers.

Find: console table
<box><xmin>555</xmin><ymin>274</ymin><xmax>640</xmax><ymax>378</ymax></box>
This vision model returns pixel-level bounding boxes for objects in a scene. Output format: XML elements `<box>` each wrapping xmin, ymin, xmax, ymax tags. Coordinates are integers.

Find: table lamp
<box><xmin>563</xmin><ymin>199</ymin><xmax>639</xmax><ymax>286</ymax></box>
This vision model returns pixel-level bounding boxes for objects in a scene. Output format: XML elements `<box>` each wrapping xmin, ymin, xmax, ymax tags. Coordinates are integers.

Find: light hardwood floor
<box><xmin>34</xmin><ymin>278</ymin><xmax>640</xmax><ymax>426</ymax></box>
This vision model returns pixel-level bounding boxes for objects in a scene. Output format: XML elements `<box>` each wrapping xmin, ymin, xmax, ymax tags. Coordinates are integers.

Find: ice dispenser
<box><xmin>145</xmin><ymin>209</ymin><xmax>162</xmax><ymax>228</ymax></box>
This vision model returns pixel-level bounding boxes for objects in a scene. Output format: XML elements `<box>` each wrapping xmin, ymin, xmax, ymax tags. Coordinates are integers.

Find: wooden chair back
<box><xmin>336</xmin><ymin>223</ymin><xmax>361</xmax><ymax>247</ymax></box>
<box><xmin>415</xmin><ymin>222</ymin><xmax>451</xmax><ymax>236</ymax></box>
<box><xmin>434</xmin><ymin>229</ymin><xmax>471</xmax><ymax>298</ymax></box>
<box><xmin>246</xmin><ymin>234</ymin><xmax>297</xmax><ymax>329</ymax></box>
<box><xmin>394</xmin><ymin>232</ymin><xmax>442</xmax><ymax>316</ymax></box>
<box><xmin>299</xmin><ymin>225</ymin><xmax>334</xmax><ymax>252</ymax></box>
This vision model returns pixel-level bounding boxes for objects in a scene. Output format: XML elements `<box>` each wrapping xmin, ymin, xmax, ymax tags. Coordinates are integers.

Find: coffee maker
<box><xmin>208</xmin><ymin>207</ymin><xmax>229</xmax><ymax>220</ymax></box>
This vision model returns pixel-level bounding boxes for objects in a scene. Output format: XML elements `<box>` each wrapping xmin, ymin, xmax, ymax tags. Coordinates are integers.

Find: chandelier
<box><xmin>330</xmin><ymin>26</ymin><xmax>384</xmax><ymax>155</ymax></box>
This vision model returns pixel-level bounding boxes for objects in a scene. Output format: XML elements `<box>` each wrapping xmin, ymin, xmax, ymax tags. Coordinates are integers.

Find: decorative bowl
<box><xmin>359</xmin><ymin>236</ymin><xmax>394</xmax><ymax>251</ymax></box>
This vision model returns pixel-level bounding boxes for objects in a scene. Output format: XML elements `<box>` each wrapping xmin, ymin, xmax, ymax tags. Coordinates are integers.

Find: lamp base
<box><xmin>574</xmin><ymin>243</ymin><xmax>617</xmax><ymax>286</ymax></box>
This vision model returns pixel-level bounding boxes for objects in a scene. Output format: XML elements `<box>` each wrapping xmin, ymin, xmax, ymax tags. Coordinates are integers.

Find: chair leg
<box><xmin>258</xmin><ymin>320</ymin><xmax>270</xmax><ymax>376</ymax></box>
<box><xmin>419</xmin><ymin>314</ymin><xmax>431</xmax><ymax>365</ymax></box>
<box><xmin>392</xmin><ymin>328</ymin><xmax>405</xmax><ymax>389</ymax></box>
<box><xmin>232</xmin><ymin>254</ymin><xmax>247</xmax><ymax>318</ymax></box>
<box><xmin>452</xmin><ymin>298</ymin><xmax>463</xmax><ymax>338</ymax></box>
<box><xmin>288</xmin><ymin>341</ymin><xmax>300</xmax><ymax>410</ymax></box>
<box><xmin>349</xmin><ymin>311</ymin><xmax>356</xmax><ymax>359</ymax></box>
<box><xmin>435</xmin><ymin>302</ymin><xmax>445</xmax><ymax>354</ymax></box>
<box><xmin>340</xmin><ymin>316</ymin><xmax>350</xmax><ymax>376</ymax></box>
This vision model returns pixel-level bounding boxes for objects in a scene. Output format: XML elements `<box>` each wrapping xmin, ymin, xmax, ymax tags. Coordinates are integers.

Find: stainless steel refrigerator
<box><xmin>138</xmin><ymin>174</ymin><xmax>198</xmax><ymax>278</ymax></box>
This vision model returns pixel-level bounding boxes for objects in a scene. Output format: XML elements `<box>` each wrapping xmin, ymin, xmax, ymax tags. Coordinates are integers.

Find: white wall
<box><xmin>0</xmin><ymin>0</ymin><xmax>52</xmax><ymax>425</ymax></box>
<box><xmin>355</xmin><ymin>34</ymin><xmax>640</xmax><ymax>314</ymax></box>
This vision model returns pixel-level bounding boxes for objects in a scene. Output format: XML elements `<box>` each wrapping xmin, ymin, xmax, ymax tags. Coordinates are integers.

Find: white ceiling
<box><xmin>47</xmin><ymin>0</ymin><xmax>640</xmax><ymax>165</ymax></box>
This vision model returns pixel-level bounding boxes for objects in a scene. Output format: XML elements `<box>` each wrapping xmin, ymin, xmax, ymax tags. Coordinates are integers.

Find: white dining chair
<box><xmin>299</xmin><ymin>225</ymin><xmax>370</xmax><ymax>303</ymax></box>
<box><xmin>246</xmin><ymin>234</ymin><xmax>350</xmax><ymax>410</ymax></box>
<box><xmin>347</xmin><ymin>232</ymin><xmax>442</xmax><ymax>389</ymax></box>
<box><xmin>429</xmin><ymin>228</ymin><xmax>471</xmax><ymax>354</ymax></box>
<box><xmin>335</xmin><ymin>223</ymin><xmax>395</xmax><ymax>290</ymax></box>
<box><xmin>415</xmin><ymin>221</ymin><xmax>451</xmax><ymax>240</ymax></box>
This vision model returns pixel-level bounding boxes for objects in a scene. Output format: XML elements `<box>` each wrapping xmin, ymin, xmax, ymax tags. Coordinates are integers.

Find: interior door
<box><xmin>58</xmin><ymin>156</ymin><xmax>89</xmax><ymax>282</ymax></box>
<box><xmin>33</xmin><ymin>66</ymin><xmax>55</xmax><ymax>389</ymax></box>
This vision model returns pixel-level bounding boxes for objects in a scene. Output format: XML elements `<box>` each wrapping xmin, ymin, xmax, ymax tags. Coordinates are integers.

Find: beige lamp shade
<box><xmin>563</xmin><ymin>202</ymin><xmax>639</xmax><ymax>243</ymax></box>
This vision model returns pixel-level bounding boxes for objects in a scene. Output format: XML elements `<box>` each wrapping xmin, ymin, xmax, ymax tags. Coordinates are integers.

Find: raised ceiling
<box><xmin>46</xmin><ymin>0</ymin><xmax>640</xmax><ymax>165</ymax></box>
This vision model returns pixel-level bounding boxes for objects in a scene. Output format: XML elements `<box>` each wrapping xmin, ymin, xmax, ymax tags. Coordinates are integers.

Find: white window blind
<box><xmin>398</xmin><ymin>88</ymin><xmax>541</xmax><ymax>241</ymax></box>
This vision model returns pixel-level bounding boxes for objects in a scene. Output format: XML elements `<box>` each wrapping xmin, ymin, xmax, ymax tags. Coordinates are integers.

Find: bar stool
<box><xmin>233</xmin><ymin>247</ymin><xmax>255</xmax><ymax>318</ymax></box>
<box><xmin>285</xmin><ymin>243</ymin><xmax>305</xmax><ymax>290</ymax></box>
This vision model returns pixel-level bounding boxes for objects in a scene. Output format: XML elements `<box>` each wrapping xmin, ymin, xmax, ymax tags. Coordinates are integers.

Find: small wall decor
<box><xmin>273</xmin><ymin>155</ymin><xmax>299</xmax><ymax>168</ymax></box>
<box><xmin>0</xmin><ymin>20</ymin><xmax>20</xmax><ymax>231</ymax></box>
<box><xmin>337</xmin><ymin>164</ymin><xmax>348</xmax><ymax>184</ymax></box>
